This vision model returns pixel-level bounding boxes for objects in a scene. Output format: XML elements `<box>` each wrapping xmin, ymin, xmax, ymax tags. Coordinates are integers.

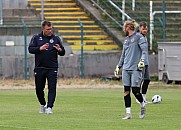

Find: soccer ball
<box><xmin>152</xmin><ymin>95</ymin><xmax>162</xmax><ymax>104</ymax></box>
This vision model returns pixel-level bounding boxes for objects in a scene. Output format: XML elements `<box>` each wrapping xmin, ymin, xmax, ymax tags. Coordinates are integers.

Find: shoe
<box><xmin>136</xmin><ymin>99</ymin><xmax>140</xmax><ymax>104</ymax></box>
<box><xmin>144</xmin><ymin>100</ymin><xmax>152</xmax><ymax>104</ymax></box>
<box><xmin>46</xmin><ymin>107</ymin><xmax>53</xmax><ymax>114</ymax></box>
<box><xmin>39</xmin><ymin>105</ymin><xmax>46</xmax><ymax>114</ymax></box>
<box><xmin>122</xmin><ymin>113</ymin><xmax>132</xmax><ymax>120</ymax></box>
<box><xmin>139</xmin><ymin>107</ymin><xmax>146</xmax><ymax>119</ymax></box>
<box><xmin>136</xmin><ymin>99</ymin><xmax>151</xmax><ymax>105</ymax></box>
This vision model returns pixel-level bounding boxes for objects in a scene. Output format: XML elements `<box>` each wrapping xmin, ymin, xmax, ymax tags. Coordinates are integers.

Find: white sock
<box><xmin>142</xmin><ymin>94</ymin><xmax>146</xmax><ymax>101</ymax></box>
<box><xmin>140</xmin><ymin>102</ymin><xmax>146</xmax><ymax>108</ymax></box>
<box><xmin>126</xmin><ymin>107</ymin><xmax>131</xmax><ymax>114</ymax></box>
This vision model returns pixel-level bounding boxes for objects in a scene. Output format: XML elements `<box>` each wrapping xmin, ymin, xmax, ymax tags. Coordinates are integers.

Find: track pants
<box><xmin>34</xmin><ymin>68</ymin><xmax>58</xmax><ymax>108</ymax></box>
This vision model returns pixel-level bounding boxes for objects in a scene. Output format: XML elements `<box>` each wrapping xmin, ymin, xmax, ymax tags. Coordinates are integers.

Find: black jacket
<box><xmin>28</xmin><ymin>32</ymin><xmax>65</xmax><ymax>68</ymax></box>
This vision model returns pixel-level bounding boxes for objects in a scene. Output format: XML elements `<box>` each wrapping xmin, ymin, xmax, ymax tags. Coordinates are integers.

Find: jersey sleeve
<box><xmin>28</xmin><ymin>34</ymin><xmax>41</xmax><ymax>54</ymax></box>
<box><xmin>56</xmin><ymin>36</ymin><xmax>65</xmax><ymax>56</ymax></box>
<box><xmin>138</xmin><ymin>35</ymin><xmax>147</xmax><ymax>61</ymax></box>
<box><xmin>117</xmin><ymin>45</ymin><xmax>125</xmax><ymax>68</ymax></box>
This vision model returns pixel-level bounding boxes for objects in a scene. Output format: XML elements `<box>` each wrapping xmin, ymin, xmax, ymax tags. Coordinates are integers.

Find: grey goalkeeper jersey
<box><xmin>117</xmin><ymin>32</ymin><xmax>147</xmax><ymax>70</ymax></box>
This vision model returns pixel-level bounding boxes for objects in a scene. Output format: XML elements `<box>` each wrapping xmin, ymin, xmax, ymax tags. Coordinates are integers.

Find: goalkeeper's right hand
<box><xmin>114</xmin><ymin>65</ymin><xmax>120</xmax><ymax>76</ymax></box>
<box><xmin>137</xmin><ymin>59</ymin><xmax>144</xmax><ymax>69</ymax></box>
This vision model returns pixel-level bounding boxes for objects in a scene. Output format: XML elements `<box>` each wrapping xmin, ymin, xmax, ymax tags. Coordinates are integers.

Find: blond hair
<box><xmin>123</xmin><ymin>20</ymin><xmax>138</xmax><ymax>30</ymax></box>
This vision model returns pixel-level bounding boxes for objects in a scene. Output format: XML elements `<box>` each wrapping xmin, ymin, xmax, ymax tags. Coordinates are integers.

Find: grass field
<box><xmin>0</xmin><ymin>81</ymin><xmax>181</xmax><ymax>130</ymax></box>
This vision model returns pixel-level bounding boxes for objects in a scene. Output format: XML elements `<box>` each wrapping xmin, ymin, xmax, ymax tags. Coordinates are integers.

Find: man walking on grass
<box><xmin>28</xmin><ymin>20</ymin><xmax>65</xmax><ymax>114</ymax></box>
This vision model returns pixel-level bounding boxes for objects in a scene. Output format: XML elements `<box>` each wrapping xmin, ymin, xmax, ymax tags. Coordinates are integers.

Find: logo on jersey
<box><xmin>124</xmin><ymin>39</ymin><xmax>127</xmax><ymax>44</ymax></box>
<box><xmin>39</xmin><ymin>37</ymin><xmax>43</xmax><ymax>41</ymax></box>
<box><xmin>131</xmin><ymin>38</ymin><xmax>135</xmax><ymax>43</ymax></box>
<box><xmin>49</xmin><ymin>39</ymin><xmax>54</xmax><ymax>43</ymax></box>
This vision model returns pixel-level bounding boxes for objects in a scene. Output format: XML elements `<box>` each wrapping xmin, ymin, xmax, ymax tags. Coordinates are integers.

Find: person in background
<box><xmin>136</xmin><ymin>21</ymin><xmax>151</xmax><ymax>104</ymax></box>
<box><xmin>28</xmin><ymin>20</ymin><xmax>65</xmax><ymax>114</ymax></box>
<box><xmin>114</xmin><ymin>20</ymin><xmax>147</xmax><ymax>119</ymax></box>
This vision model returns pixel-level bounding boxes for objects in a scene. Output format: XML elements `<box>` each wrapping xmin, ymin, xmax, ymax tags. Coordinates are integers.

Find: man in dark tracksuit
<box><xmin>28</xmin><ymin>20</ymin><xmax>65</xmax><ymax>114</ymax></box>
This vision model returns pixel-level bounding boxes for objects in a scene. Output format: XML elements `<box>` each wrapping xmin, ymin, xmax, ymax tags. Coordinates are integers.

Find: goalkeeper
<box><xmin>114</xmin><ymin>20</ymin><xmax>147</xmax><ymax>120</ymax></box>
<box><xmin>136</xmin><ymin>21</ymin><xmax>151</xmax><ymax>104</ymax></box>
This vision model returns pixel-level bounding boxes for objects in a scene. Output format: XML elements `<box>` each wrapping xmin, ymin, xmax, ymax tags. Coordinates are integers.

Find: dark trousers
<box><xmin>34</xmin><ymin>68</ymin><xmax>58</xmax><ymax>108</ymax></box>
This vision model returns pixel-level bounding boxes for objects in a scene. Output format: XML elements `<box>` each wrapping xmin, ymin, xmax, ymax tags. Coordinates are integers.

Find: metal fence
<box><xmin>0</xmin><ymin>16</ymin><xmax>122</xmax><ymax>79</ymax></box>
<box><xmin>0</xmin><ymin>18</ymin><xmax>158</xmax><ymax>79</ymax></box>
<box><xmin>0</xmin><ymin>0</ymin><xmax>167</xmax><ymax>79</ymax></box>
<box><xmin>91</xmin><ymin>0</ymin><xmax>181</xmax><ymax>52</ymax></box>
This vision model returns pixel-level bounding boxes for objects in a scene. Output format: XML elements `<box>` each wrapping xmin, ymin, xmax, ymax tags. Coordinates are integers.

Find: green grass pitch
<box><xmin>0</xmin><ymin>87</ymin><xmax>181</xmax><ymax>130</ymax></box>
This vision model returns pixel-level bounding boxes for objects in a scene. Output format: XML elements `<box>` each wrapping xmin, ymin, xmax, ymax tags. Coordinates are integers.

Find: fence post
<box><xmin>21</xmin><ymin>18</ymin><xmax>28</xmax><ymax>80</ymax></box>
<box><xmin>78</xmin><ymin>19</ymin><xmax>84</xmax><ymax>78</ymax></box>
<box><xmin>132</xmin><ymin>0</ymin><xmax>135</xmax><ymax>11</ymax></box>
<box><xmin>41</xmin><ymin>0</ymin><xmax>44</xmax><ymax>22</ymax></box>
<box><xmin>150</xmin><ymin>1</ymin><xmax>153</xmax><ymax>51</ymax></box>
<box><xmin>0</xmin><ymin>0</ymin><xmax>3</xmax><ymax>25</ymax></box>
<box><xmin>162</xmin><ymin>0</ymin><xmax>166</xmax><ymax>42</ymax></box>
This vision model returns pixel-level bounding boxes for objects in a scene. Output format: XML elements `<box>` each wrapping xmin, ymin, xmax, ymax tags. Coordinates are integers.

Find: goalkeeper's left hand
<box><xmin>114</xmin><ymin>65</ymin><xmax>120</xmax><ymax>77</ymax></box>
<box><xmin>137</xmin><ymin>59</ymin><xmax>144</xmax><ymax>69</ymax></box>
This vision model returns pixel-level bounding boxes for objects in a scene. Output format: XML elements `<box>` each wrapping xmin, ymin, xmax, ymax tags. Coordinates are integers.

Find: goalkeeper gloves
<box><xmin>137</xmin><ymin>59</ymin><xmax>145</xmax><ymax>69</ymax></box>
<box><xmin>114</xmin><ymin>65</ymin><xmax>120</xmax><ymax>76</ymax></box>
